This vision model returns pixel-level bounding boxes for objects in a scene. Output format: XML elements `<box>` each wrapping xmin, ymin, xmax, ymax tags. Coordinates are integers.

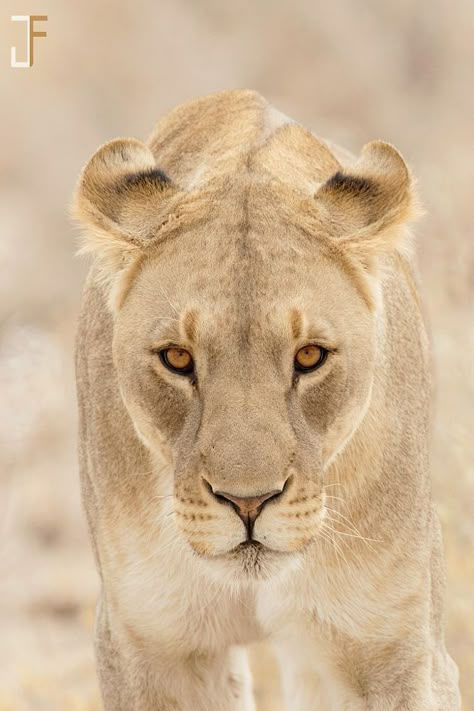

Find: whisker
<box><xmin>324</xmin><ymin>518</ymin><xmax>381</xmax><ymax>546</ymax></box>
<box><xmin>324</xmin><ymin>509</ymin><xmax>382</xmax><ymax>545</ymax></box>
<box><xmin>318</xmin><ymin>526</ymin><xmax>348</xmax><ymax>568</ymax></box>
<box><xmin>324</xmin><ymin>494</ymin><xmax>347</xmax><ymax>505</ymax></box>
<box><xmin>324</xmin><ymin>506</ymin><xmax>372</xmax><ymax>538</ymax></box>
<box><xmin>131</xmin><ymin>459</ymin><xmax>173</xmax><ymax>478</ymax></box>
<box><xmin>147</xmin><ymin>494</ymin><xmax>174</xmax><ymax>503</ymax></box>
<box><xmin>322</xmin><ymin>521</ymin><xmax>365</xmax><ymax>569</ymax></box>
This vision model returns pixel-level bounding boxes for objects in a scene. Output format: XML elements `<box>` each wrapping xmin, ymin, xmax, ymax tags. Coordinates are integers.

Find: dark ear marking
<box><xmin>322</xmin><ymin>172</ymin><xmax>377</xmax><ymax>199</ymax></box>
<box><xmin>121</xmin><ymin>168</ymin><xmax>172</xmax><ymax>189</ymax></box>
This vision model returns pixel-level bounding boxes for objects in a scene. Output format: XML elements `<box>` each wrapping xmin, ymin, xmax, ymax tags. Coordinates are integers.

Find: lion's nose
<box><xmin>211</xmin><ymin>487</ymin><xmax>284</xmax><ymax>537</ymax></box>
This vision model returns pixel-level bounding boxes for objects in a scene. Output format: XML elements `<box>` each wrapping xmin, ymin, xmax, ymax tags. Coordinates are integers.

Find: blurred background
<box><xmin>1</xmin><ymin>1</ymin><xmax>473</xmax><ymax>708</ymax></box>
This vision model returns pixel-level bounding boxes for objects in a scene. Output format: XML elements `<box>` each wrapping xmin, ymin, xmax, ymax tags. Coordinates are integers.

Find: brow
<box><xmin>149</xmin><ymin>316</ymin><xmax>183</xmax><ymax>345</ymax></box>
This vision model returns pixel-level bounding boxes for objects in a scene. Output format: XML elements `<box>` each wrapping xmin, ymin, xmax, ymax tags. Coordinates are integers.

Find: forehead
<box><xmin>131</xmin><ymin>227</ymin><xmax>367</xmax><ymax>352</ymax></box>
<box><xmin>124</xmin><ymin>184</ymin><xmax>371</xmax><ymax>345</ymax></box>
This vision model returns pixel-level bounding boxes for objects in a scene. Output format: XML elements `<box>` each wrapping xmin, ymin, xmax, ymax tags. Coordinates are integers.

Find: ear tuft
<box><xmin>316</xmin><ymin>140</ymin><xmax>421</xmax><ymax>260</ymax></box>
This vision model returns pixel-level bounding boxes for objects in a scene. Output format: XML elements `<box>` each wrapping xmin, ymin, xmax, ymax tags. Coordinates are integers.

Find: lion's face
<box><xmin>112</xmin><ymin>185</ymin><xmax>375</xmax><ymax>578</ymax></box>
<box><xmin>73</xmin><ymin>106</ymin><xmax>416</xmax><ymax>579</ymax></box>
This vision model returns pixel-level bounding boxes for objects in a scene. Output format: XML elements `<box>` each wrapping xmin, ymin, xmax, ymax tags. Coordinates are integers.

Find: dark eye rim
<box><xmin>158</xmin><ymin>347</ymin><xmax>194</xmax><ymax>375</ymax></box>
<box><xmin>294</xmin><ymin>346</ymin><xmax>329</xmax><ymax>373</ymax></box>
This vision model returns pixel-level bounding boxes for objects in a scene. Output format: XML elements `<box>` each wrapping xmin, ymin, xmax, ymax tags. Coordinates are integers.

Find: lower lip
<box><xmin>234</xmin><ymin>540</ymin><xmax>263</xmax><ymax>551</ymax></box>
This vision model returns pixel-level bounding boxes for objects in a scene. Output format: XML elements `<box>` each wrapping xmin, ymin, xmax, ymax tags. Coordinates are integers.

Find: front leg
<box><xmin>273</xmin><ymin>631</ymin><xmax>460</xmax><ymax>711</ymax></box>
<box><xmin>95</xmin><ymin>596</ymin><xmax>255</xmax><ymax>711</ymax></box>
<box><xmin>274</xmin><ymin>636</ymin><xmax>365</xmax><ymax>711</ymax></box>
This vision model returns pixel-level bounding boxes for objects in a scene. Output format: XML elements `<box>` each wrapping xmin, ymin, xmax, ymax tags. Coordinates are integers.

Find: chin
<box><xmin>194</xmin><ymin>541</ymin><xmax>304</xmax><ymax>586</ymax></box>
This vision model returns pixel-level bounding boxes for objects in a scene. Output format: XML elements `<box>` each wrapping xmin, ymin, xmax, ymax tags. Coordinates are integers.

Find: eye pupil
<box><xmin>160</xmin><ymin>347</ymin><xmax>194</xmax><ymax>375</ymax></box>
<box><xmin>294</xmin><ymin>345</ymin><xmax>327</xmax><ymax>372</ymax></box>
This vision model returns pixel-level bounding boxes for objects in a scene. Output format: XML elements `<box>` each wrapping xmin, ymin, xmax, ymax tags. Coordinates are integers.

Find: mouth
<box><xmin>232</xmin><ymin>540</ymin><xmax>264</xmax><ymax>554</ymax></box>
<box><xmin>190</xmin><ymin>537</ymin><xmax>300</xmax><ymax>582</ymax></box>
<box><xmin>228</xmin><ymin>539</ymin><xmax>296</xmax><ymax>577</ymax></box>
<box><xmin>231</xmin><ymin>539</ymin><xmax>286</xmax><ymax>558</ymax></box>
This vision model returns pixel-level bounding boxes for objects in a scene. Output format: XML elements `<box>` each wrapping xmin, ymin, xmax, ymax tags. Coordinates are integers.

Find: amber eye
<box><xmin>159</xmin><ymin>347</ymin><xmax>194</xmax><ymax>375</ymax></box>
<box><xmin>294</xmin><ymin>345</ymin><xmax>327</xmax><ymax>372</ymax></box>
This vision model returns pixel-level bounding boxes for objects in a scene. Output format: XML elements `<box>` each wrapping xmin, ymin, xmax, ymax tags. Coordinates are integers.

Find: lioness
<box><xmin>73</xmin><ymin>89</ymin><xmax>460</xmax><ymax>710</ymax></box>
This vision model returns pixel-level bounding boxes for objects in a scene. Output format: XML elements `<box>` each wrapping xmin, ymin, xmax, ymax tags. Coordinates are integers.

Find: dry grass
<box><xmin>0</xmin><ymin>0</ymin><xmax>472</xmax><ymax>708</ymax></box>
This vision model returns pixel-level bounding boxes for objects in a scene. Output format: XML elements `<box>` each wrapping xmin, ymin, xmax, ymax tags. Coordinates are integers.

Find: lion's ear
<box><xmin>72</xmin><ymin>138</ymin><xmax>176</xmax><ymax>261</ymax></box>
<box><xmin>315</xmin><ymin>141</ymin><xmax>422</xmax><ymax>263</ymax></box>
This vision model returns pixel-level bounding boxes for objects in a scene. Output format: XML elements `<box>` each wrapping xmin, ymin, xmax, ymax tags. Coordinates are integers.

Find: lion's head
<box><xmin>73</xmin><ymin>90</ymin><xmax>419</xmax><ymax>580</ymax></box>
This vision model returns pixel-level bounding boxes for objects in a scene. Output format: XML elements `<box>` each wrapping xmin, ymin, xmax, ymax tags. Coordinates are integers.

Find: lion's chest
<box><xmin>101</xmin><ymin>522</ymin><xmax>263</xmax><ymax>654</ymax></box>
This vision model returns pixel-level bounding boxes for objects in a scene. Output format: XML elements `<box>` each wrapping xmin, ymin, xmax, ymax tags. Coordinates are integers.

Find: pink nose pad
<box><xmin>212</xmin><ymin>489</ymin><xmax>283</xmax><ymax>537</ymax></box>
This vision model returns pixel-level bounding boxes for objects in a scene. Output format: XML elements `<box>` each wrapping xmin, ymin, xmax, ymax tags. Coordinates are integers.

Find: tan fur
<box><xmin>73</xmin><ymin>89</ymin><xmax>460</xmax><ymax>710</ymax></box>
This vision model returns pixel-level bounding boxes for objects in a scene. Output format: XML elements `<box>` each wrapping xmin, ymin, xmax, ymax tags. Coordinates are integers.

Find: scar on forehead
<box><xmin>289</xmin><ymin>308</ymin><xmax>303</xmax><ymax>340</ymax></box>
<box><xmin>182</xmin><ymin>308</ymin><xmax>199</xmax><ymax>343</ymax></box>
